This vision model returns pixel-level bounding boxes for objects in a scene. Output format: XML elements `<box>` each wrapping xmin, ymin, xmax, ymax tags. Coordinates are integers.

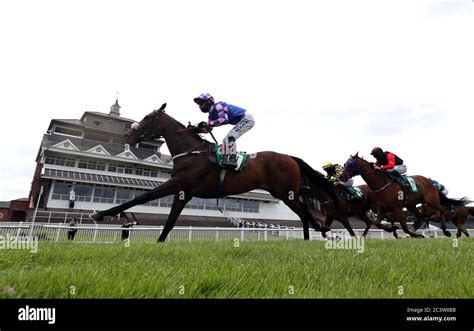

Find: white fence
<box><xmin>0</xmin><ymin>222</ymin><xmax>471</xmax><ymax>244</ymax></box>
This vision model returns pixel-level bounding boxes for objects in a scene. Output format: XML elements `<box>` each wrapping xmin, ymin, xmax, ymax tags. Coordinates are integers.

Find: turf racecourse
<box><xmin>1</xmin><ymin>238</ymin><xmax>473</xmax><ymax>298</ymax></box>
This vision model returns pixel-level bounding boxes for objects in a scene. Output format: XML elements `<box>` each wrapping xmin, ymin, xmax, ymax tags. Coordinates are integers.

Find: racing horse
<box><xmin>417</xmin><ymin>195</ymin><xmax>473</xmax><ymax>238</ymax></box>
<box><xmin>89</xmin><ymin>104</ymin><xmax>339</xmax><ymax>241</ymax></box>
<box><xmin>308</xmin><ymin>184</ymin><xmax>377</xmax><ymax>238</ymax></box>
<box><xmin>343</xmin><ymin>153</ymin><xmax>448</xmax><ymax>238</ymax></box>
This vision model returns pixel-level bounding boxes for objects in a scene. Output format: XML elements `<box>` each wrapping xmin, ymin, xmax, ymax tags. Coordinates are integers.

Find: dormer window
<box><xmin>94</xmin><ymin>121</ymin><xmax>101</xmax><ymax>127</ymax></box>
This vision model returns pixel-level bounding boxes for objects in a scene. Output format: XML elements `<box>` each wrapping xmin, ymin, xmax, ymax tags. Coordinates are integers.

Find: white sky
<box><xmin>0</xmin><ymin>0</ymin><xmax>472</xmax><ymax>201</ymax></box>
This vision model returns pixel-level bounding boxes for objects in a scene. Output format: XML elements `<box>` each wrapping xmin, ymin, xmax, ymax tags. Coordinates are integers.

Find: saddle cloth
<box><xmin>208</xmin><ymin>143</ymin><xmax>248</xmax><ymax>171</ymax></box>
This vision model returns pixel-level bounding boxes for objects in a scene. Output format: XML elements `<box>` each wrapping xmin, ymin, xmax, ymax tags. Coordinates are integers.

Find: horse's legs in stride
<box><xmin>338</xmin><ymin>217</ymin><xmax>356</xmax><ymax>237</ymax></box>
<box><xmin>90</xmin><ymin>178</ymin><xmax>184</xmax><ymax>221</ymax></box>
<box><xmin>358</xmin><ymin>213</ymin><xmax>372</xmax><ymax>237</ymax></box>
<box><xmin>158</xmin><ymin>193</ymin><xmax>193</xmax><ymax>242</ymax></box>
<box><xmin>392</xmin><ymin>208</ymin><xmax>424</xmax><ymax>238</ymax></box>
<box><xmin>282</xmin><ymin>199</ymin><xmax>313</xmax><ymax>240</ymax></box>
<box><xmin>322</xmin><ymin>217</ymin><xmax>335</xmax><ymax>239</ymax></box>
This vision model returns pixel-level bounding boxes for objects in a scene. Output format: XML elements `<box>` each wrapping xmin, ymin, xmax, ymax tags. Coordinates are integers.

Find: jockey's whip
<box><xmin>209</xmin><ymin>131</ymin><xmax>219</xmax><ymax>145</ymax></box>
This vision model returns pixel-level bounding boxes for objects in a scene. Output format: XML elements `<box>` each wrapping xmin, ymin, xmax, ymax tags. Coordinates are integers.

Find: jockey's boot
<box><xmin>222</xmin><ymin>154</ymin><xmax>238</xmax><ymax>169</ymax></box>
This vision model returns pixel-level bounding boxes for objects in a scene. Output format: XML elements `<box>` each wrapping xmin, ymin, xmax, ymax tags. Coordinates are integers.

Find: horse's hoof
<box><xmin>321</xmin><ymin>226</ymin><xmax>331</xmax><ymax>233</ymax></box>
<box><xmin>89</xmin><ymin>211</ymin><xmax>103</xmax><ymax>222</ymax></box>
<box><xmin>444</xmin><ymin>231</ymin><xmax>452</xmax><ymax>237</ymax></box>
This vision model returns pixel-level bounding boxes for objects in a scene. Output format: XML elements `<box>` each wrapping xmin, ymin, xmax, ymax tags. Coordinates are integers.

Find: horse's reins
<box><xmin>357</xmin><ymin>168</ymin><xmax>394</xmax><ymax>193</ymax></box>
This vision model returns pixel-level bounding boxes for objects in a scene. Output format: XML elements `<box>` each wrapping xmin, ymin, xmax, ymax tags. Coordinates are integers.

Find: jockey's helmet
<box><xmin>193</xmin><ymin>93</ymin><xmax>215</xmax><ymax>104</ymax></box>
<box><xmin>371</xmin><ymin>147</ymin><xmax>384</xmax><ymax>157</ymax></box>
<box><xmin>193</xmin><ymin>93</ymin><xmax>215</xmax><ymax>113</ymax></box>
<box><xmin>322</xmin><ymin>161</ymin><xmax>333</xmax><ymax>170</ymax></box>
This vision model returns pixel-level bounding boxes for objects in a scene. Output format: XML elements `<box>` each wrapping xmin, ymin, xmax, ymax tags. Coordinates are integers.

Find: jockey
<box><xmin>370</xmin><ymin>147</ymin><xmax>410</xmax><ymax>190</ymax></box>
<box><xmin>194</xmin><ymin>93</ymin><xmax>255</xmax><ymax>168</ymax></box>
<box><xmin>431</xmin><ymin>179</ymin><xmax>449</xmax><ymax>196</ymax></box>
<box><xmin>322</xmin><ymin>161</ymin><xmax>354</xmax><ymax>187</ymax></box>
<box><xmin>370</xmin><ymin>147</ymin><xmax>406</xmax><ymax>174</ymax></box>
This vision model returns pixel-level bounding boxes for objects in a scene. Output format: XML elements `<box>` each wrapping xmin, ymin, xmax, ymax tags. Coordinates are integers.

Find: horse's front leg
<box><xmin>373</xmin><ymin>208</ymin><xmax>396</xmax><ymax>232</ymax></box>
<box><xmin>90</xmin><ymin>178</ymin><xmax>185</xmax><ymax>222</ymax></box>
<box><xmin>158</xmin><ymin>193</ymin><xmax>193</xmax><ymax>242</ymax></box>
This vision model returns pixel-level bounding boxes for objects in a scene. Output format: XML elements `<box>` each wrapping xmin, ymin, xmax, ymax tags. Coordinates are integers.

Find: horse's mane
<box><xmin>162</xmin><ymin>111</ymin><xmax>212</xmax><ymax>144</ymax></box>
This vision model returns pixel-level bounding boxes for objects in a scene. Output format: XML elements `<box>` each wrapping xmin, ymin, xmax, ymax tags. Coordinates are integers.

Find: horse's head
<box><xmin>125</xmin><ymin>103</ymin><xmax>167</xmax><ymax>146</ymax></box>
<box><xmin>343</xmin><ymin>152</ymin><xmax>362</xmax><ymax>178</ymax></box>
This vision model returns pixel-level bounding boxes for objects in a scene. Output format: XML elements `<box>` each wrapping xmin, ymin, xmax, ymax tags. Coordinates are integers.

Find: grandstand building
<box><xmin>27</xmin><ymin>99</ymin><xmax>300</xmax><ymax>225</ymax></box>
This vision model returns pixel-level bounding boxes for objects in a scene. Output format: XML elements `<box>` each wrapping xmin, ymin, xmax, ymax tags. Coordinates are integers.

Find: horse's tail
<box><xmin>292</xmin><ymin>156</ymin><xmax>339</xmax><ymax>207</ymax></box>
<box><xmin>438</xmin><ymin>192</ymin><xmax>472</xmax><ymax>207</ymax></box>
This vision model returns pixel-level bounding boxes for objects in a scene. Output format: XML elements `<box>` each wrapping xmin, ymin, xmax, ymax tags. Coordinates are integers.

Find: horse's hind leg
<box><xmin>338</xmin><ymin>217</ymin><xmax>356</xmax><ymax>237</ymax></box>
<box><xmin>282</xmin><ymin>199</ymin><xmax>317</xmax><ymax>240</ymax></box>
<box><xmin>158</xmin><ymin>193</ymin><xmax>193</xmax><ymax>242</ymax></box>
<box><xmin>392</xmin><ymin>208</ymin><xmax>424</xmax><ymax>238</ymax></box>
<box><xmin>358</xmin><ymin>213</ymin><xmax>372</xmax><ymax>237</ymax></box>
<box><xmin>455</xmin><ymin>209</ymin><xmax>470</xmax><ymax>237</ymax></box>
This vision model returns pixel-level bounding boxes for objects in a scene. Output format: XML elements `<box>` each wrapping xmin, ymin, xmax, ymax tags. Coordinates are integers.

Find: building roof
<box><xmin>0</xmin><ymin>201</ymin><xmax>11</xmax><ymax>208</ymax></box>
<box><xmin>41</xmin><ymin>134</ymin><xmax>172</xmax><ymax>166</ymax></box>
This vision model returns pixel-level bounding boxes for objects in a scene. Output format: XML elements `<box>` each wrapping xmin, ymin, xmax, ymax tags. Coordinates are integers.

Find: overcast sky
<box><xmin>0</xmin><ymin>0</ymin><xmax>472</xmax><ymax>202</ymax></box>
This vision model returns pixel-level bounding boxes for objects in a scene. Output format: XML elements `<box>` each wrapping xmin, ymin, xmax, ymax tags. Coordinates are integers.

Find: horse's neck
<box><xmin>161</xmin><ymin>115</ymin><xmax>204</xmax><ymax>157</ymax></box>
<box><xmin>358</xmin><ymin>160</ymin><xmax>389</xmax><ymax>191</ymax></box>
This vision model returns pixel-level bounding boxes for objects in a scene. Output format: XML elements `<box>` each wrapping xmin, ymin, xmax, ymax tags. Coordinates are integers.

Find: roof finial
<box><xmin>110</xmin><ymin>92</ymin><xmax>121</xmax><ymax>117</ymax></box>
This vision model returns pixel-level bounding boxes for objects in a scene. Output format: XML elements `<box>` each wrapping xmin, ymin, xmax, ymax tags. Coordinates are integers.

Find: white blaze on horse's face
<box><xmin>131</xmin><ymin>122</ymin><xmax>140</xmax><ymax>130</ymax></box>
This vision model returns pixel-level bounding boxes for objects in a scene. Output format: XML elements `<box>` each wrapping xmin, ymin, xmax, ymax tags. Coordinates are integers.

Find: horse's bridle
<box><xmin>131</xmin><ymin>110</ymin><xmax>208</xmax><ymax>160</ymax></box>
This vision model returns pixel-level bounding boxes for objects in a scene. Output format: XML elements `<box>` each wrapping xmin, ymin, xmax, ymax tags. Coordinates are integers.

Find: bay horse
<box><xmin>418</xmin><ymin>195</ymin><xmax>473</xmax><ymax>238</ymax></box>
<box><xmin>343</xmin><ymin>153</ymin><xmax>448</xmax><ymax>238</ymax></box>
<box><xmin>89</xmin><ymin>104</ymin><xmax>339</xmax><ymax>241</ymax></box>
<box><xmin>309</xmin><ymin>184</ymin><xmax>376</xmax><ymax>238</ymax></box>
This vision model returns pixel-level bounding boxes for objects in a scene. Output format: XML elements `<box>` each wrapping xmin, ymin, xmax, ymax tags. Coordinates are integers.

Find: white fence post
<box><xmin>215</xmin><ymin>229</ymin><xmax>219</xmax><ymax>241</ymax></box>
<box><xmin>240</xmin><ymin>229</ymin><xmax>244</xmax><ymax>242</ymax></box>
<box><xmin>55</xmin><ymin>223</ymin><xmax>61</xmax><ymax>242</ymax></box>
<box><xmin>47</xmin><ymin>212</ymin><xmax>52</xmax><ymax>224</ymax></box>
<box><xmin>188</xmin><ymin>227</ymin><xmax>192</xmax><ymax>242</ymax></box>
<box><xmin>264</xmin><ymin>229</ymin><xmax>267</xmax><ymax>241</ymax></box>
<box><xmin>16</xmin><ymin>221</ymin><xmax>23</xmax><ymax>239</ymax></box>
<box><xmin>93</xmin><ymin>223</ymin><xmax>98</xmax><ymax>243</ymax></box>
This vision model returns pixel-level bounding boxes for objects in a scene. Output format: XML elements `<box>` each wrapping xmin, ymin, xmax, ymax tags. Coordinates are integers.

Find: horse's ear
<box><xmin>355</xmin><ymin>151</ymin><xmax>359</xmax><ymax>157</ymax></box>
<box><xmin>158</xmin><ymin>103</ymin><xmax>167</xmax><ymax>112</ymax></box>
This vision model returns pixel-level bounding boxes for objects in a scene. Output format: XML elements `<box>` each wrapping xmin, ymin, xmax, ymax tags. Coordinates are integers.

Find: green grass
<box><xmin>1</xmin><ymin>238</ymin><xmax>473</xmax><ymax>298</ymax></box>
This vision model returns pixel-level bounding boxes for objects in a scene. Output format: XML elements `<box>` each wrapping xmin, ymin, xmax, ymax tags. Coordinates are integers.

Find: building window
<box><xmin>74</xmin><ymin>183</ymin><xmax>93</xmax><ymax>202</ymax></box>
<box><xmin>78</xmin><ymin>160</ymin><xmax>106</xmax><ymax>171</ymax></box>
<box><xmin>93</xmin><ymin>185</ymin><xmax>115</xmax><ymax>204</ymax></box>
<box><xmin>224</xmin><ymin>198</ymin><xmax>242</xmax><ymax>212</ymax></box>
<box><xmin>54</xmin><ymin>126</ymin><xmax>83</xmax><ymax>138</ymax></box>
<box><xmin>115</xmin><ymin>189</ymin><xmax>135</xmax><ymax>204</ymax></box>
<box><xmin>242</xmin><ymin>200</ymin><xmax>259</xmax><ymax>213</ymax></box>
<box><xmin>51</xmin><ymin>181</ymin><xmax>72</xmax><ymax>200</ymax></box>
<box><xmin>84</xmin><ymin>132</ymin><xmax>110</xmax><ymax>143</ymax></box>
<box><xmin>45</xmin><ymin>156</ymin><xmax>75</xmax><ymax>167</ymax></box>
